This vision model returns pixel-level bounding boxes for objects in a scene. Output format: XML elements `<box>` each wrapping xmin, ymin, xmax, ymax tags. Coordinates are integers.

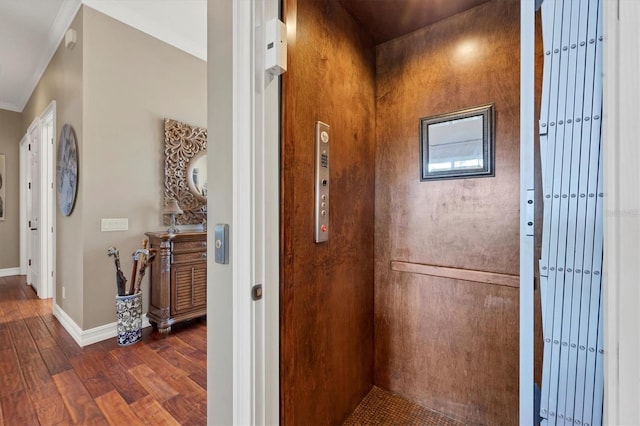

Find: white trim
<box><xmin>0</xmin><ymin>268</ymin><xmax>22</xmax><ymax>278</ymax></box>
<box><xmin>604</xmin><ymin>1</ymin><xmax>640</xmax><ymax>424</ymax></box>
<box><xmin>0</xmin><ymin>102</ymin><xmax>23</xmax><ymax>114</ymax></box>
<box><xmin>603</xmin><ymin>2</ymin><xmax>619</xmax><ymax>424</ymax></box>
<box><xmin>248</xmin><ymin>0</ymin><xmax>280</xmax><ymax>423</ymax></box>
<box><xmin>52</xmin><ymin>303</ymin><xmax>83</xmax><ymax>346</ymax></box>
<box><xmin>262</xmin><ymin>0</ymin><xmax>281</xmax><ymax>424</ymax></box>
<box><xmin>19</xmin><ymin>134</ymin><xmax>29</xmax><ymax>275</ymax></box>
<box><xmin>233</xmin><ymin>0</ymin><xmax>253</xmax><ymax>423</ymax></box>
<box><xmin>82</xmin><ymin>0</ymin><xmax>206</xmax><ymax>61</ymax></box>
<box><xmin>16</xmin><ymin>0</ymin><xmax>82</xmax><ymax>112</ymax></box>
<box><xmin>39</xmin><ymin>101</ymin><xmax>56</xmax><ymax>301</ymax></box>
<box><xmin>520</xmin><ymin>0</ymin><xmax>535</xmax><ymax>423</ymax></box>
<box><xmin>262</xmin><ymin>0</ymin><xmax>282</xmax><ymax>425</ymax></box>
<box><xmin>207</xmin><ymin>0</ymin><xmax>235</xmax><ymax>423</ymax></box>
<box><xmin>53</xmin><ymin>303</ymin><xmax>152</xmax><ymax>347</ymax></box>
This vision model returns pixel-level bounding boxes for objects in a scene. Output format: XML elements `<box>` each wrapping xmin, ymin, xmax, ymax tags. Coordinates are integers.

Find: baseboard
<box><xmin>53</xmin><ymin>303</ymin><xmax>152</xmax><ymax>347</ymax></box>
<box><xmin>0</xmin><ymin>267</ymin><xmax>21</xmax><ymax>278</ymax></box>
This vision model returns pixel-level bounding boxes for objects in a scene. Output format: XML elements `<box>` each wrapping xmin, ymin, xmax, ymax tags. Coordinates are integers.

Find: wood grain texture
<box><xmin>95</xmin><ymin>390</ymin><xmax>145</xmax><ymax>426</ymax></box>
<box><xmin>52</xmin><ymin>369</ymin><xmax>109</xmax><ymax>425</ymax></box>
<box><xmin>129</xmin><ymin>395</ymin><xmax>181</xmax><ymax>426</ymax></box>
<box><xmin>280</xmin><ymin>0</ymin><xmax>376</xmax><ymax>424</ymax></box>
<box><xmin>129</xmin><ymin>364</ymin><xmax>180</xmax><ymax>402</ymax></box>
<box><xmin>0</xmin><ymin>349</ymin><xmax>24</xmax><ymax>396</ymax></box>
<box><xmin>146</xmin><ymin>231</ymin><xmax>208</xmax><ymax>335</ymax></box>
<box><xmin>161</xmin><ymin>395</ymin><xmax>203</xmax><ymax>426</ymax></box>
<box><xmin>374</xmin><ymin>2</ymin><xmax>543</xmax><ymax>424</ymax></box>
<box><xmin>0</xmin><ymin>275</ymin><xmax>206</xmax><ymax>426</ymax></box>
<box><xmin>375</xmin><ymin>273</ymin><xmax>520</xmax><ymax>424</ymax></box>
<box><xmin>69</xmin><ymin>351</ymin><xmax>118</xmax><ymax>399</ymax></box>
<box><xmin>338</xmin><ymin>0</ymin><xmax>489</xmax><ymax>44</ymax></box>
<box><xmin>391</xmin><ymin>261</ymin><xmax>520</xmax><ymax>288</ymax></box>
<box><xmin>376</xmin><ymin>3</ymin><xmax>522</xmax><ymax>278</ymax></box>
<box><xmin>31</xmin><ymin>394</ymin><xmax>72</xmax><ymax>426</ymax></box>
<box><xmin>0</xmin><ymin>390</ymin><xmax>39</xmax><ymax>426</ymax></box>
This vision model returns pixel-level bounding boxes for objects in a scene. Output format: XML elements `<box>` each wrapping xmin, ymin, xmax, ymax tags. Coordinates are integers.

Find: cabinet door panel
<box><xmin>171</xmin><ymin>262</ymin><xmax>207</xmax><ymax>315</ymax></box>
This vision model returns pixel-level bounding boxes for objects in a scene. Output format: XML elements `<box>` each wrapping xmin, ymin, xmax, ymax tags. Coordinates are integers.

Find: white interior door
<box><xmin>27</xmin><ymin>124</ymin><xmax>41</xmax><ymax>295</ymax></box>
<box><xmin>22</xmin><ymin>101</ymin><xmax>56</xmax><ymax>300</ymax></box>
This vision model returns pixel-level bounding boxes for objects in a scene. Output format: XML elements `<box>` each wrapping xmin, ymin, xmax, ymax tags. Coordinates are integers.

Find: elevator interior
<box><xmin>280</xmin><ymin>1</ymin><xmax>543</xmax><ymax>424</ymax></box>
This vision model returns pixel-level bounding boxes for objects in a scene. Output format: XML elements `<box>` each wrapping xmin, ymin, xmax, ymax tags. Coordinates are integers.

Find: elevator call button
<box><xmin>315</xmin><ymin>121</ymin><xmax>330</xmax><ymax>243</ymax></box>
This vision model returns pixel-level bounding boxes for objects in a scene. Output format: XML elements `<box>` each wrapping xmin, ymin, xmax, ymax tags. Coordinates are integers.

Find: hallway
<box><xmin>0</xmin><ymin>275</ymin><xmax>206</xmax><ymax>425</ymax></box>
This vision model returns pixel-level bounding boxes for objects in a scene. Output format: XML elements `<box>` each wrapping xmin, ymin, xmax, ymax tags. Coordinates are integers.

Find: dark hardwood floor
<box><xmin>0</xmin><ymin>275</ymin><xmax>206</xmax><ymax>426</ymax></box>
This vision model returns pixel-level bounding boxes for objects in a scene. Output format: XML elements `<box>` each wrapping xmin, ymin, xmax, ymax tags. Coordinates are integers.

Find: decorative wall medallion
<box><xmin>57</xmin><ymin>124</ymin><xmax>78</xmax><ymax>216</ymax></box>
<box><xmin>164</xmin><ymin>118</ymin><xmax>207</xmax><ymax>225</ymax></box>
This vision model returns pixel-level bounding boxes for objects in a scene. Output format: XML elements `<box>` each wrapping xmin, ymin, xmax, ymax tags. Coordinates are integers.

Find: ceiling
<box><xmin>338</xmin><ymin>0</ymin><xmax>491</xmax><ymax>44</ymax></box>
<box><xmin>0</xmin><ymin>0</ymin><xmax>206</xmax><ymax>113</ymax></box>
<box><xmin>0</xmin><ymin>0</ymin><xmax>486</xmax><ymax>113</ymax></box>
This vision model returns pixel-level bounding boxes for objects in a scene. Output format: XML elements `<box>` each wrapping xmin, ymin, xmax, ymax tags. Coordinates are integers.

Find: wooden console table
<box><xmin>145</xmin><ymin>231</ymin><xmax>207</xmax><ymax>335</ymax></box>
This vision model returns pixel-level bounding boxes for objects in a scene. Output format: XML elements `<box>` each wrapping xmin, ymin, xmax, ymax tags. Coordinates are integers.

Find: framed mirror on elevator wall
<box><xmin>420</xmin><ymin>104</ymin><xmax>494</xmax><ymax>181</ymax></box>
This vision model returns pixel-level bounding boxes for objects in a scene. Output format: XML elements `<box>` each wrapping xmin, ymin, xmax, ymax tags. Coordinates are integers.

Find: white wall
<box><xmin>604</xmin><ymin>1</ymin><xmax>640</xmax><ymax>424</ymax></box>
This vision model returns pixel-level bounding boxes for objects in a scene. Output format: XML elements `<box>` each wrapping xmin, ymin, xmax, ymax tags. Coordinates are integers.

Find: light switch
<box><xmin>101</xmin><ymin>218</ymin><xmax>129</xmax><ymax>232</ymax></box>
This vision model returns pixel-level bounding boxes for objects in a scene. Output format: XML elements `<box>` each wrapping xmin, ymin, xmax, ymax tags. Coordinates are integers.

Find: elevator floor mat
<box><xmin>343</xmin><ymin>386</ymin><xmax>464</xmax><ymax>426</ymax></box>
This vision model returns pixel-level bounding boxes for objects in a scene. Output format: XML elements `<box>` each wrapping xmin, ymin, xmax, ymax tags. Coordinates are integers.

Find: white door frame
<box><xmin>19</xmin><ymin>133</ymin><xmax>30</xmax><ymax>276</ymax></box>
<box><xmin>251</xmin><ymin>0</ymin><xmax>281</xmax><ymax>424</ymax></box>
<box><xmin>520</xmin><ymin>0</ymin><xmax>535</xmax><ymax>423</ymax></box>
<box><xmin>603</xmin><ymin>1</ymin><xmax>640</xmax><ymax>424</ymax></box>
<box><xmin>207</xmin><ymin>0</ymin><xmax>279</xmax><ymax>424</ymax></box>
<box><xmin>20</xmin><ymin>100</ymin><xmax>56</xmax><ymax>300</ymax></box>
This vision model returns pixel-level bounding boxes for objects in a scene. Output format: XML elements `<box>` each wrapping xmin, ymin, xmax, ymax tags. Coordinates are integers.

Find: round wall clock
<box><xmin>57</xmin><ymin>124</ymin><xmax>78</xmax><ymax>216</ymax></box>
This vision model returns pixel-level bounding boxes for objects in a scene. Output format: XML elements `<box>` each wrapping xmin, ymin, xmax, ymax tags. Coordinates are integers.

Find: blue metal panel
<box><xmin>561</xmin><ymin>3</ymin><xmax>589</xmax><ymax>423</ymax></box>
<box><xmin>539</xmin><ymin>1</ymin><xmax>604</xmax><ymax>425</ymax></box>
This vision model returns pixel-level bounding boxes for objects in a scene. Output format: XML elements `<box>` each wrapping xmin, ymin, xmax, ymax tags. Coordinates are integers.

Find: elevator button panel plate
<box><xmin>315</xmin><ymin>121</ymin><xmax>330</xmax><ymax>242</ymax></box>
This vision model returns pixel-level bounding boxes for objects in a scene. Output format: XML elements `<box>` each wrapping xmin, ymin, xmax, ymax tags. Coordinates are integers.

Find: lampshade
<box><xmin>163</xmin><ymin>198</ymin><xmax>183</xmax><ymax>215</ymax></box>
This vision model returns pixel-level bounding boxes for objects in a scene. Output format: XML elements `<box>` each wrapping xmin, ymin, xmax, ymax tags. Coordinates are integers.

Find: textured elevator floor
<box><xmin>343</xmin><ymin>386</ymin><xmax>464</xmax><ymax>426</ymax></box>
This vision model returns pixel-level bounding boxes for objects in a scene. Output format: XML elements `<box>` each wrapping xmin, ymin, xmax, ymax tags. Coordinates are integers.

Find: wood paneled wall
<box><xmin>374</xmin><ymin>2</ymin><xmax>542</xmax><ymax>424</ymax></box>
<box><xmin>280</xmin><ymin>0</ymin><xmax>376</xmax><ymax>424</ymax></box>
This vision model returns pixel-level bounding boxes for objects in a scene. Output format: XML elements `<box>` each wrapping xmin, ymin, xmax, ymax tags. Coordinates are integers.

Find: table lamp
<box><xmin>163</xmin><ymin>198</ymin><xmax>183</xmax><ymax>233</ymax></box>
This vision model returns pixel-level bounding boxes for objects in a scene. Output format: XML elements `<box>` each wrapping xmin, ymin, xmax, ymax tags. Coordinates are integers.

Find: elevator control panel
<box><xmin>315</xmin><ymin>121</ymin><xmax>330</xmax><ymax>243</ymax></box>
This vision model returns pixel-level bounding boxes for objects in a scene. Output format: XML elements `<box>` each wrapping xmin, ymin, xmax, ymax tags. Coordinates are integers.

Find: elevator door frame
<box><xmin>206</xmin><ymin>0</ymin><xmax>280</xmax><ymax>423</ymax></box>
<box><xmin>520</xmin><ymin>0</ymin><xmax>535</xmax><ymax>423</ymax></box>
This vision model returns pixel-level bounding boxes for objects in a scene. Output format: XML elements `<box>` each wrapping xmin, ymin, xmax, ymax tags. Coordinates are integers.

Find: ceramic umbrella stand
<box><xmin>115</xmin><ymin>292</ymin><xmax>142</xmax><ymax>346</ymax></box>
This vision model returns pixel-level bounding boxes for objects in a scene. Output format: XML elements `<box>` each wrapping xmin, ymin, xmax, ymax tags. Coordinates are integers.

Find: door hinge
<box><xmin>28</xmin><ymin>182</ymin><xmax>31</xmax><ymax>189</ymax></box>
<box><xmin>28</xmin><ymin>220</ymin><xmax>31</xmax><ymax>228</ymax></box>
<box><xmin>28</xmin><ymin>259</ymin><xmax>31</xmax><ymax>266</ymax></box>
<box><xmin>28</xmin><ymin>143</ymin><xmax>31</xmax><ymax>151</ymax></box>
<box><xmin>251</xmin><ymin>284</ymin><xmax>263</xmax><ymax>301</ymax></box>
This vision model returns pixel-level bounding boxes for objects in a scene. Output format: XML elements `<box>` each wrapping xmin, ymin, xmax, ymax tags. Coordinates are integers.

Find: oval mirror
<box><xmin>187</xmin><ymin>152</ymin><xmax>207</xmax><ymax>201</ymax></box>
